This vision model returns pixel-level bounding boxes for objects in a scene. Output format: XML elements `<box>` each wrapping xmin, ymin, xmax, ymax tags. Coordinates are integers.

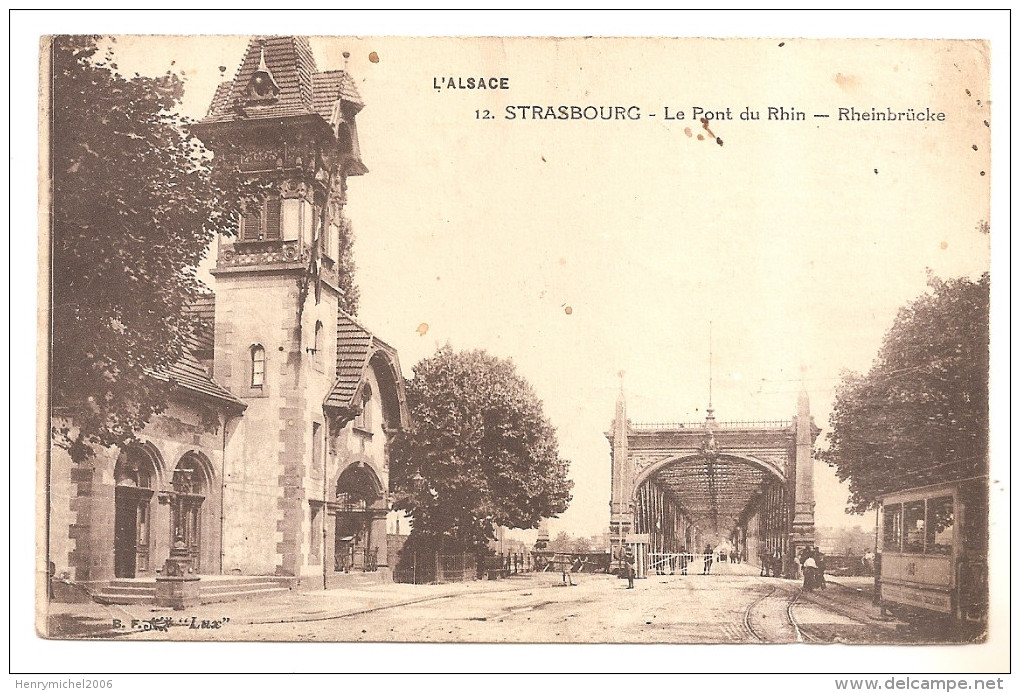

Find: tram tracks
<box><xmin>742</xmin><ymin>584</ymin><xmax>818</xmax><ymax>643</ymax></box>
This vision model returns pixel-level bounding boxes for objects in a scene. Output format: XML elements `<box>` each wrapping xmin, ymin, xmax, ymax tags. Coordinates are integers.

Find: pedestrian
<box><xmin>772</xmin><ymin>549</ymin><xmax>783</xmax><ymax>578</ymax></box>
<box><xmin>814</xmin><ymin>547</ymin><xmax>827</xmax><ymax>590</ymax></box>
<box><xmin>624</xmin><ymin>548</ymin><xmax>635</xmax><ymax>589</ymax></box>
<box><xmin>801</xmin><ymin>549</ymin><xmax>818</xmax><ymax>591</ymax></box>
<box><xmin>759</xmin><ymin>549</ymin><xmax>768</xmax><ymax>577</ymax></box>
<box><xmin>702</xmin><ymin>544</ymin><xmax>714</xmax><ymax>575</ymax></box>
<box><xmin>679</xmin><ymin>550</ymin><xmax>689</xmax><ymax>575</ymax></box>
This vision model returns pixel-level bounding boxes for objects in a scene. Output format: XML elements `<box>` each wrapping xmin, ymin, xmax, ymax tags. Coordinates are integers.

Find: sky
<box><xmin>12</xmin><ymin>9</ymin><xmax>1010</xmax><ymax>677</ymax></box>
<box><xmin>94</xmin><ymin>31</ymin><xmax>994</xmax><ymax>540</ymax></box>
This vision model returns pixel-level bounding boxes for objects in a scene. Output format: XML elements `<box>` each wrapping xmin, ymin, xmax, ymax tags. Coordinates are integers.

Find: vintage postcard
<box><xmin>24</xmin><ymin>17</ymin><xmax>1006</xmax><ymax>677</ymax></box>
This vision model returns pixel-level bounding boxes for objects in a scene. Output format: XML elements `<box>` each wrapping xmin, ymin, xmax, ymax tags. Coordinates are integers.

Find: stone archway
<box><xmin>169</xmin><ymin>452</ymin><xmax>214</xmax><ymax>573</ymax></box>
<box><xmin>113</xmin><ymin>445</ymin><xmax>162</xmax><ymax>578</ymax></box>
<box><xmin>332</xmin><ymin>462</ymin><xmax>386</xmax><ymax>573</ymax></box>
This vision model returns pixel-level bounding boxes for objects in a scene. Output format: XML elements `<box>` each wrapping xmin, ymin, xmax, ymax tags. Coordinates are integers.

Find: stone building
<box><xmin>48</xmin><ymin>36</ymin><xmax>409</xmax><ymax>602</ymax></box>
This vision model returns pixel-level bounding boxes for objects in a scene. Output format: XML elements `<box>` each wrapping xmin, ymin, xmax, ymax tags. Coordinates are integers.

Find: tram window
<box><xmin>902</xmin><ymin>500</ymin><xmax>926</xmax><ymax>554</ymax></box>
<box><xmin>882</xmin><ymin>503</ymin><xmax>902</xmax><ymax>552</ymax></box>
<box><xmin>926</xmin><ymin>496</ymin><xmax>954</xmax><ymax>555</ymax></box>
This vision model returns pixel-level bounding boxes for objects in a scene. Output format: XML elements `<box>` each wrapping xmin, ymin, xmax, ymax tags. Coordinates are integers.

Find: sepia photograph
<box><xmin>13</xmin><ymin>9</ymin><xmax>1008</xmax><ymax>681</ymax></box>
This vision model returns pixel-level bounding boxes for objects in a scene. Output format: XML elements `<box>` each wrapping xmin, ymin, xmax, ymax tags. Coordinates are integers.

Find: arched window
<box><xmin>251</xmin><ymin>344</ymin><xmax>266</xmax><ymax>388</ymax></box>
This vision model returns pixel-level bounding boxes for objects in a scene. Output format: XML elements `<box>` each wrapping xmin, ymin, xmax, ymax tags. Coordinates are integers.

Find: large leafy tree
<box><xmin>820</xmin><ymin>273</ymin><xmax>989</xmax><ymax>513</ymax></box>
<box><xmin>50</xmin><ymin>36</ymin><xmax>256</xmax><ymax>463</ymax></box>
<box><xmin>390</xmin><ymin>346</ymin><xmax>573</xmax><ymax>551</ymax></box>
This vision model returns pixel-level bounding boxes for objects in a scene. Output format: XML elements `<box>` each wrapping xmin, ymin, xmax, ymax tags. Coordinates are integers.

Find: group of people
<box><xmin>759</xmin><ymin>548</ymin><xmax>784</xmax><ymax>577</ymax></box>
<box><xmin>799</xmin><ymin>546</ymin><xmax>827</xmax><ymax>591</ymax></box>
<box><xmin>622</xmin><ymin>544</ymin><xmax>721</xmax><ymax>587</ymax></box>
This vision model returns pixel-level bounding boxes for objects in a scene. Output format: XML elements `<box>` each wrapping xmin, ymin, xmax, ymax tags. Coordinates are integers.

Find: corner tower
<box><xmin>192</xmin><ymin>37</ymin><xmax>367</xmax><ymax>578</ymax></box>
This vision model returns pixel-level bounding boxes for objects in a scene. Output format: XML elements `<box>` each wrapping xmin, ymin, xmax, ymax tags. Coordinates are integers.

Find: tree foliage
<box><xmin>820</xmin><ymin>273</ymin><xmax>989</xmax><ymax>513</ymax></box>
<box><xmin>390</xmin><ymin>347</ymin><xmax>573</xmax><ymax>551</ymax></box>
<box><xmin>50</xmin><ymin>36</ymin><xmax>258</xmax><ymax>463</ymax></box>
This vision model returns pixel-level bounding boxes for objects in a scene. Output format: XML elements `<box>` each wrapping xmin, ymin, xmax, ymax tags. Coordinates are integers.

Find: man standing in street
<box><xmin>702</xmin><ymin>544</ymin><xmax>714</xmax><ymax>575</ymax></box>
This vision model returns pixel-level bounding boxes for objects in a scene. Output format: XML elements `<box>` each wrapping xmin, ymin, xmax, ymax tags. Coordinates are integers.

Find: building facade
<box><xmin>48</xmin><ymin>36</ymin><xmax>409</xmax><ymax>597</ymax></box>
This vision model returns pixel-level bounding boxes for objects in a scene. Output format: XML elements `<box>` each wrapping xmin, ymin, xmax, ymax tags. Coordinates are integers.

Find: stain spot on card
<box><xmin>940</xmin><ymin>241</ymin><xmax>948</xmax><ymax>250</ymax></box>
<box><xmin>369</xmin><ymin>51</ymin><xmax>379</xmax><ymax>63</ymax></box>
<box><xmin>697</xmin><ymin>134</ymin><xmax>704</xmax><ymax>141</ymax></box>
<box><xmin>416</xmin><ymin>323</ymin><xmax>429</xmax><ymax>336</ymax></box>
<box><xmin>558</xmin><ymin>257</ymin><xmax>567</xmax><ymax>266</ymax></box>
<box><xmin>541</xmin><ymin>155</ymin><xmax>547</xmax><ymax>162</ymax></box>
<box><xmin>564</xmin><ymin>306</ymin><xmax>573</xmax><ymax>315</ymax></box>
<box><xmin>699</xmin><ymin>117</ymin><xmax>723</xmax><ymax>146</ymax></box>
<box><xmin>834</xmin><ymin>73</ymin><xmax>860</xmax><ymax>91</ymax></box>
<box><xmin>965</xmin><ymin>89</ymin><xmax>971</xmax><ymax>96</ymax></box>
<box><xmin>980</xmin><ymin>171</ymin><xmax>986</xmax><ymax>176</ymax></box>
<box><xmin>684</xmin><ymin>127</ymin><xmax>693</xmax><ymax>138</ymax></box>
<box><xmin>778</xmin><ymin>42</ymin><xmax>785</xmax><ymax>47</ymax></box>
<box><xmin>874</xmin><ymin>169</ymin><xmax>879</xmax><ymax>175</ymax></box>
<box><xmin>971</xmin><ymin>144</ymin><xmax>978</xmax><ymax>151</ymax></box>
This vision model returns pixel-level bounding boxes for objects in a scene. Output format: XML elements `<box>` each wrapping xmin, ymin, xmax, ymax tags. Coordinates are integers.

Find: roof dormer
<box><xmin>246</xmin><ymin>42</ymin><xmax>280</xmax><ymax>104</ymax></box>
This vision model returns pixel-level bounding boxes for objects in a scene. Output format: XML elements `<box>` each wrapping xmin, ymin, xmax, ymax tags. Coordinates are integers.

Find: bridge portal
<box><xmin>608</xmin><ymin>391</ymin><xmax>819</xmax><ymax>578</ymax></box>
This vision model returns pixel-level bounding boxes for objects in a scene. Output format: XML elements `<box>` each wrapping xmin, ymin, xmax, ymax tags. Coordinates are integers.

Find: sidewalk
<box><xmin>43</xmin><ymin>573</ymin><xmax>554</xmax><ymax>640</ymax></box>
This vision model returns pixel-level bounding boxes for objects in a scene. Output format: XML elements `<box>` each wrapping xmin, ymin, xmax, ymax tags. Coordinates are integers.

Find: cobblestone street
<box><xmin>47</xmin><ymin>562</ymin><xmax>937</xmax><ymax>644</ymax></box>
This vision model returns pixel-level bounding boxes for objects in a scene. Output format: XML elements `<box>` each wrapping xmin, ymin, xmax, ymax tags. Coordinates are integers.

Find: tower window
<box><xmin>264</xmin><ymin>197</ymin><xmax>281</xmax><ymax>240</ymax></box>
<box><xmin>240</xmin><ymin>198</ymin><xmax>281</xmax><ymax>241</ymax></box>
<box><xmin>251</xmin><ymin>344</ymin><xmax>266</xmax><ymax>388</ymax></box>
<box><xmin>241</xmin><ymin>207</ymin><xmax>262</xmax><ymax>241</ymax></box>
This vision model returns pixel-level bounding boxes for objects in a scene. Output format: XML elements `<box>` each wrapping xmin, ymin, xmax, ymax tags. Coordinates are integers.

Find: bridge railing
<box><xmin>630</xmin><ymin>420</ymin><xmax>792</xmax><ymax>430</ymax></box>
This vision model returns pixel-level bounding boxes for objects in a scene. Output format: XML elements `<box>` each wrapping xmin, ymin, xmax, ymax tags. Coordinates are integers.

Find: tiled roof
<box><xmin>150</xmin><ymin>350</ymin><xmax>245</xmax><ymax>412</ymax></box>
<box><xmin>325</xmin><ymin>312</ymin><xmax>375</xmax><ymax>409</ymax></box>
<box><xmin>311</xmin><ymin>70</ymin><xmax>364</xmax><ymax>118</ymax></box>
<box><xmin>206</xmin><ymin>81</ymin><xmax>232</xmax><ymax>118</ymax></box>
<box><xmin>183</xmin><ymin>293</ymin><xmax>215</xmax><ymax>355</ymax></box>
<box><xmin>201</xmin><ymin>36</ymin><xmax>363</xmax><ymax>126</ymax></box>
<box><xmin>324</xmin><ymin>312</ymin><xmax>404</xmax><ymax>421</ymax></box>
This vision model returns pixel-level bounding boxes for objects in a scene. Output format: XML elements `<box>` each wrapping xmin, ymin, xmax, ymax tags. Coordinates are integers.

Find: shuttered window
<box><xmin>241</xmin><ymin>209</ymin><xmax>262</xmax><ymax>241</ymax></box>
<box><xmin>240</xmin><ymin>197</ymin><xmax>281</xmax><ymax>241</ymax></box>
<box><xmin>264</xmin><ymin>197</ymin><xmax>281</xmax><ymax>240</ymax></box>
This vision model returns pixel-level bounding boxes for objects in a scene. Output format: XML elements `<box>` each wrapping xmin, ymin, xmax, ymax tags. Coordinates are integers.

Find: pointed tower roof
<box><xmin>200</xmin><ymin>36</ymin><xmax>364</xmax><ymax>126</ymax></box>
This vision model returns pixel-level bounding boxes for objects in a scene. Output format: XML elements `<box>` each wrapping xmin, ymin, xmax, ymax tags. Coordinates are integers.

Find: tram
<box><xmin>876</xmin><ymin>477</ymin><xmax>987</xmax><ymax>624</ymax></box>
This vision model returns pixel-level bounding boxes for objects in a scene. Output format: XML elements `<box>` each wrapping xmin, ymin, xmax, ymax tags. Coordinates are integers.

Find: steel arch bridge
<box><xmin>607</xmin><ymin>391</ymin><xmax>819</xmax><ymax>578</ymax></box>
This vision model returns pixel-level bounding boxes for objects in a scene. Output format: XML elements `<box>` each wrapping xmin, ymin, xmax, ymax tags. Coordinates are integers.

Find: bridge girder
<box><xmin>608</xmin><ymin>390</ymin><xmax>819</xmax><ymax>574</ymax></box>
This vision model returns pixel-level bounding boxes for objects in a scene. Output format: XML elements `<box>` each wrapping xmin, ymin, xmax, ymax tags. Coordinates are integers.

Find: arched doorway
<box><xmin>170</xmin><ymin>453</ymin><xmax>212</xmax><ymax>572</ymax></box>
<box><xmin>334</xmin><ymin>462</ymin><xmax>384</xmax><ymax>573</ymax></box>
<box><xmin>113</xmin><ymin>446</ymin><xmax>160</xmax><ymax>578</ymax></box>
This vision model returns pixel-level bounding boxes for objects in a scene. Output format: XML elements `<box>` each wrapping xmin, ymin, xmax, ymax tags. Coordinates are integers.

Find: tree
<box><xmin>820</xmin><ymin>273</ymin><xmax>989</xmax><ymax>513</ymax></box>
<box><xmin>547</xmin><ymin>531</ymin><xmax>573</xmax><ymax>553</ymax></box>
<box><xmin>49</xmin><ymin>36</ymin><xmax>258</xmax><ymax>463</ymax></box>
<box><xmin>390</xmin><ymin>346</ymin><xmax>573</xmax><ymax>551</ymax></box>
<box><xmin>572</xmin><ymin>536</ymin><xmax>593</xmax><ymax>553</ymax></box>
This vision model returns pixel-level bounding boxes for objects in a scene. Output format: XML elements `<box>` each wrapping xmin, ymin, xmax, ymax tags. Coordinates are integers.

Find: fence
<box><xmin>393</xmin><ymin>552</ymin><xmax>478</xmax><ymax>584</ymax></box>
<box><xmin>533</xmin><ymin>551</ymin><xmax>611</xmax><ymax>574</ymax></box>
<box><xmin>392</xmin><ymin>551</ymin><xmax>539</xmax><ymax>584</ymax></box>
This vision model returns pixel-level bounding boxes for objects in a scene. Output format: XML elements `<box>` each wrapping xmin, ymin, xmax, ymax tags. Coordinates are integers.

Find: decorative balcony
<box><xmin>216</xmin><ymin>238</ymin><xmax>309</xmax><ymax>271</ymax></box>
